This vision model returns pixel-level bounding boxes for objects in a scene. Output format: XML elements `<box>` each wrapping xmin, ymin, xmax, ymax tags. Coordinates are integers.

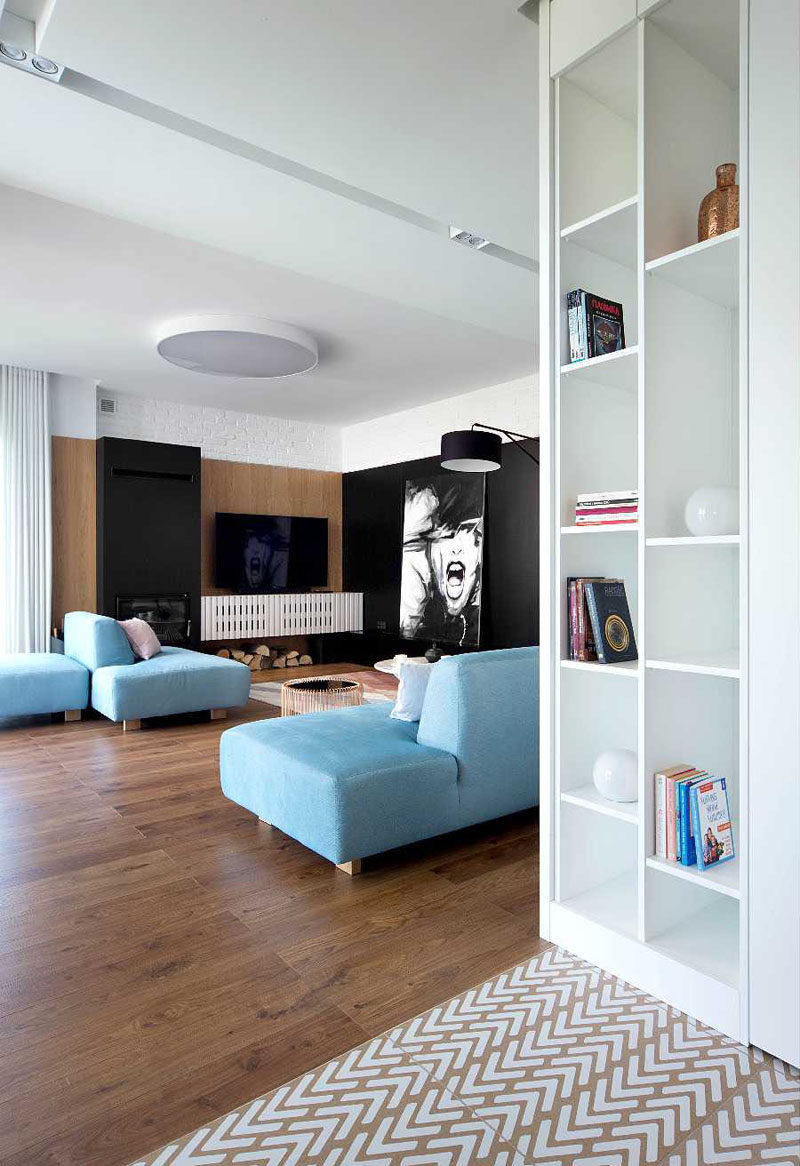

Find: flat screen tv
<box><xmin>214</xmin><ymin>512</ymin><xmax>328</xmax><ymax>594</ymax></box>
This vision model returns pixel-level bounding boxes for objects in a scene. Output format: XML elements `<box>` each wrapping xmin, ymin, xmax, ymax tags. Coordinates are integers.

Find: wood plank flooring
<box><xmin>0</xmin><ymin>675</ymin><xmax>541</xmax><ymax>1165</ymax></box>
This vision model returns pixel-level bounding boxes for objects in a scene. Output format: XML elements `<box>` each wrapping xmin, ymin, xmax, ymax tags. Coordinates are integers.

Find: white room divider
<box><xmin>200</xmin><ymin>592</ymin><xmax>363</xmax><ymax>641</ymax></box>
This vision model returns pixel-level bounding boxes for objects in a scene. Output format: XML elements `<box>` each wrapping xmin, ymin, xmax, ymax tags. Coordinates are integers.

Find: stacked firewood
<box><xmin>216</xmin><ymin>644</ymin><xmax>313</xmax><ymax>672</ymax></box>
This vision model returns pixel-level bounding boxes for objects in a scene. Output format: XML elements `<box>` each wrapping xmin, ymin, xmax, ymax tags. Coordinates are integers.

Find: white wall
<box><xmin>341</xmin><ymin>374</ymin><xmax>539</xmax><ymax>472</ymax></box>
<box><xmin>50</xmin><ymin>374</ymin><xmax>97</xmax><ymax>439</ymax></box>
<box><xmin>96</xmin><ymin>390</ymin><xmax>342</xmax><ymax>472</ymax></box>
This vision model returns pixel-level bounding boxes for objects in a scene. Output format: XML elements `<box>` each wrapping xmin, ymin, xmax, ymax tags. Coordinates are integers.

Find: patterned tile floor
<box><xmin>130</xmin><ymin>948</ymin><xmax>799</xmax><ymax>1165</ymax></box>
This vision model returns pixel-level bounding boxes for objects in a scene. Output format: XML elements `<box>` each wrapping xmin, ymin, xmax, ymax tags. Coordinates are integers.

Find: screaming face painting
<box><xmin>399</xmin><ymin>474</ymin><xmax>485</xmax><ymax>647</ymax></box>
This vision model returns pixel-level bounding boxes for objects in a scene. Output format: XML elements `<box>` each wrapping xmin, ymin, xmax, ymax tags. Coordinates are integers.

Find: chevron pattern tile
<box><xmin>667</xmin><ymin>1058</ymin><xmax>800</xmax><ymax>1164</ymax></box>
<box><xmin>130</xmin><ymin>949</ymin><xmax>799</xmax><ymax>1166</ymax></box>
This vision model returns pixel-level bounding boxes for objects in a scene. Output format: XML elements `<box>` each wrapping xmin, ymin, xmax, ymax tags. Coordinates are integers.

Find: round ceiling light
<box><xmin>31</xmin><ymin>55</ymin><xmax>59</xmax><ymax>74</ymax></box>
<box><xmin>155</xmin><ymin>315</ymin><xmax>318</xmax><ymax>379</ymax></box>
<box><xmin>0</xmin><ymin>43</ymin><xmax>27</xmax><ymax>61</ymax></box>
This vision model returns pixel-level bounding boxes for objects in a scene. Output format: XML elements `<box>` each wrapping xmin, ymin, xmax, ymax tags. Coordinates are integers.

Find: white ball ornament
<box><xmin>684</xmin><ymin>486</ymin><xmax>738</xmax><ymax>537</ymax></box>
<box><xmin>592</xmin><ymin>748</ymin><xmax>638</xmax><ymax>803</ymax></box>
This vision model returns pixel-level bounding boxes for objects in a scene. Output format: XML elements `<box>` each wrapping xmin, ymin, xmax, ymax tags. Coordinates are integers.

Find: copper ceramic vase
<box><xmin>698</xmin><ymin>163</ymin><xmax>739</xmax><ymax>241</ymax></box>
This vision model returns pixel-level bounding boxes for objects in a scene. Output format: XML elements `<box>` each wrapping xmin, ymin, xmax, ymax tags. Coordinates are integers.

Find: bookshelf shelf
<box><xmin>646</xmin><ymin>856</ymin><xmax>740</xmax><ymax>900</ymax></box>
<box><xmin>560</xmin><ymin>659</ymin><xmax>639</xmax><ymax>679</ymax></box>
<box><xmin>562</xmin><ymin>785</ymin><xmax>638</xmax><ymax>824</ymax></box>
<box><xmin>645</xmin><ymin>535</ymin><xmax>739</xmax><ymax>547</ymax></box>
<box><xmin>560</xmin><ymin>871</ymin><xmax>638</xmax><ymax>940</ymax></box>
<box><xmin>645</xmin><ymin>650</ymin><xmax>739</xmax><ymax>679</ymax></box>
<box><xmin>561</xmin><ymin>524</ymin><xmax>639</xmax><ymax>536</ymax></box>
<box><xmin>649</xmin><ymin>900</ymin><xmax>740</xmax><ymax>989</ymax></box>
<box><xmin>560</xmin><ymin>345</ymin><xmax>638</xmax><ymax>390</ymax></box>
<box><xmin>645</xmin><ymin>230</ymin><xmax>739</xmax><ymax>309</ymax></box>
<box><xmin>560</xmin><ymin>196</ymin><xmax>638</xmax><ymax>267</ymax></box>
<box><xmin>544</xmin><ymin>0</ymin><xmax>748</xmax><ymax>1042</ymax></box>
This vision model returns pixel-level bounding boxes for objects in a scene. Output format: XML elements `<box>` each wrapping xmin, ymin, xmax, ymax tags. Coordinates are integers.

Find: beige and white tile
<box><xmin>667</xmin><ymin>1059</ymin><xmax>800</xmax><ymax>1165</ymax></box>
<box><xmin>390</xmin><ymin>948</ymin><xmax>763</xmax><ymax>1164</ymax></box>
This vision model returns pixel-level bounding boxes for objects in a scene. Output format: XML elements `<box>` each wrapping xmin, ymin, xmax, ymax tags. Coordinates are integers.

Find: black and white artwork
<box><xmin>399</xmin><ymin>474</ymin><xmax>485</xmax><ymax>647</ymax></box>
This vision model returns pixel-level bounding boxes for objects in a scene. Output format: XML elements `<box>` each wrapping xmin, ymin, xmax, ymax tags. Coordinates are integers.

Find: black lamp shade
<box><xmin>440</xmin><ymin>429</ymin><xmax>503</xmax><ymax>472</ymax></box>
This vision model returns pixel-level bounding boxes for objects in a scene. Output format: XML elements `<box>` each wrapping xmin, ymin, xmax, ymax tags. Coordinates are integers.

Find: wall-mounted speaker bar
<box><xmin>110</xmin><ymin>467</ymin><xmax>196</xmax><ymax>484</ymax></box>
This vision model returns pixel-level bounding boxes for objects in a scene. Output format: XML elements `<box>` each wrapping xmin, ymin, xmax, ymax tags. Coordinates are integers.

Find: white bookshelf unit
<box><xmin>540</xmin><ymin>0</ymin><xmax>748</xmax><ymax>1041</ymax></box>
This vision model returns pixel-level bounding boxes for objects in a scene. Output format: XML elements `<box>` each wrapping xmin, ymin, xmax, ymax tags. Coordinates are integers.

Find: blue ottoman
<box><xmin>0</xmin><ymin>653</ymin><xmax>89</xmax><ymax>720</ymax></box>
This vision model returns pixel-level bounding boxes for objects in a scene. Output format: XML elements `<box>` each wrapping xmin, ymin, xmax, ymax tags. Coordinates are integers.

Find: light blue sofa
<box><xmin>64</xmin><ymin>612</ymin><xmax>251</xmax><ymax>728</ymax></box>
<box><xmin>220</xmin><ymin>647</ymin><xmax>538</xmax><ymax>871</ymax></box>
<box><xmin>0</xmin><ymin>653</ymin><xmax>89</xmax><ymax>721</ymax></box>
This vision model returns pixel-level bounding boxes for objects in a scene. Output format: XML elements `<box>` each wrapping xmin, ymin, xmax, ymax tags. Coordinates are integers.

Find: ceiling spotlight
<box><xmin>31</xmin><ymin>55</ymin><xmax>59</xmax><ymax>74</ymax></box>
<box><xmin>449</xmin><ymin>226</ymin><xmax>490</xmax><ymax>250</ymax></box>
<box><xmin>0</xmin><ymin>43</ymin><xmax>26</xmax><ymax>61</ymax></box>
<box><xmin>155</xmin><ymin>315</ymin><xmax>319</xmax><ymax>379</ymax></box>
<box><xmin>0</xmin><ymin>38</ymin><xmax>63</xmax><ymax>81</ymax></box>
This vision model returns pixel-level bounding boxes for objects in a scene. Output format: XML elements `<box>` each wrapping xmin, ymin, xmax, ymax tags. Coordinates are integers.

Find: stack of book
<box><xmin>654</xmin><ymin>764</ymin><xmax>735</xmax><ymax>871</ymax></box>
<box><xmin>567</xmin><ymin>288</ymin><xmax>626</xmax><ymax>362</ymax></box>
<box><xmin>575</xmin><ymin>490</ymin><xmax>638</xmax><ymax>527</ymax></box>
<box><xmin>567</xmin><ymin>577</ymin><xmax>637</xmax><ymax>664</ymax></box>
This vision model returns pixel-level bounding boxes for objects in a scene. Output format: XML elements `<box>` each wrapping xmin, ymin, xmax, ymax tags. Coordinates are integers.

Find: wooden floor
<box><xmin>0</xmin><ymin>674</ymin><xmax>542</xmax><ymax>1166</ymax></box>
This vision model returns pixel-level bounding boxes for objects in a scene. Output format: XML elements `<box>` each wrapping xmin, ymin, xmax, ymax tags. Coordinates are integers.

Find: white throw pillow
<box><xmin>390</xmin><ymin>661</ymin><xmax>432</xmax><ymax>722</ymax></box>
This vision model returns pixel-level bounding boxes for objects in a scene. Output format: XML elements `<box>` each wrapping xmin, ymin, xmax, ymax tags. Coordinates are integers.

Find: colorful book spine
<box><xmin>655</xmin><ymin>773</ymin><xmax>667</xmax><ymax>858</ymax></box>
<box><xmin>576</xmin><ymin>578</ymin><xmax>586</xmax><ymax>661</ymax></box>
<box><xmin>584</xmin><ymin>582</ymin><xmax>605</xmax><ymax>663</ymax></box>
<box><xmin>567</xmin><ymin>291</ymin><xmax>583</xmax><ymax>362</ymax></box>
<box><xmin>662</xmin><ymin>766</ymin><xmax>696</xmax><ymax>861</ymax></box>
<box><xmin>568</xmin><ymin>579</ymin><xmax>578</xmax><ymax>660</ymax></box>
<box><xmin>577</xmin><ymin>490</ymin><xmax>639</xmax><ymax>502</ymax></box>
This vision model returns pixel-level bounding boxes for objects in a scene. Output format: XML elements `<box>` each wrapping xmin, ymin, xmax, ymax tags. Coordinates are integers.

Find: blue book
<box><xmin>690</xmin><ymin>776</ymin><xmax>736</xmax><ymax>871</ymax></box>
<box><xmin>679</xmin><ymin>777</ymin><xmax>703</xmax><ymax>866</ymax></box>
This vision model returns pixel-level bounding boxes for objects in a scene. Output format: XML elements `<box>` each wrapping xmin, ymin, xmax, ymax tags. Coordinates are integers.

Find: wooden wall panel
<box><xmin>51</xmin><ymin>437</ymin><xmax>96</xmax><ymax>626</ymax></box>
<box><xmin>201</xmin><ymin>459</ymin><xmax>342</xmax><ymax>595</ymax></box>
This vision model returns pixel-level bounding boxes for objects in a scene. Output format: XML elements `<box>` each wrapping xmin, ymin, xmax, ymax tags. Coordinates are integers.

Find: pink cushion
<box><xmin>118</xmin><ymin>618</ymin><xmax>162</xmax><ymax>660</ymax></box>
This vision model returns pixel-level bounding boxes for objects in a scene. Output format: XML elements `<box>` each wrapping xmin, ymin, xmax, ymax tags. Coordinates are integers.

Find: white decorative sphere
<box><xmin>592</xmin><ymin>748</ymin><xmax>637</xmax><ymax>803</ymax></box>
<box><xmin>684</xmin><ymin>487</ymin><xmax>739</xmax><ymax>537</ymax></box>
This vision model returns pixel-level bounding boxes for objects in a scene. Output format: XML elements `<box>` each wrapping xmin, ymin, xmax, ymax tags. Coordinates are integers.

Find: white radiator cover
<box><xmin>201</xmin><ymin>592</ymin><xmax>363</xmax><ymax>641</ymax></box>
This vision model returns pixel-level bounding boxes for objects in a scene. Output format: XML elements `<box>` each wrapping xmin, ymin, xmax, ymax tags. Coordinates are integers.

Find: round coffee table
<box><xmin>281</xmin><ymin>676</ymin><xmax>364</xmax><ymax>717</ymax></box>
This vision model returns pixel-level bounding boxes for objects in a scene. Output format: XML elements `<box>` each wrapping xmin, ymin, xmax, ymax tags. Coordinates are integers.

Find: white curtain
<box><xmin>0</xmin><ymin>366</ymin><xmax>52</xmax><ymax>653</ymax></box>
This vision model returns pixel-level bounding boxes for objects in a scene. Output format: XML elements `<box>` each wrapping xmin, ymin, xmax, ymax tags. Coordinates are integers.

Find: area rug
<box><xmin>129</xmin><ymin>947</ymin><xmax>799</xmax><ymax>1165</ymax></box>
<box><xmin>250</xmin><ymin>671</ymin><xmax>398</xmax><ymax>708</ymax></box>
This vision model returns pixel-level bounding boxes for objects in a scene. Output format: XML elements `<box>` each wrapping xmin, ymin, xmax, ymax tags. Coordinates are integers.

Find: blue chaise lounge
<box><xmin>220</xmin><ymin>646</ymin><xmax>538</xmax><ymax>873</ymax></box>
<box><xmin>64</xmin><ymin>612</ymin><xmax>251</xmax><ymax>730</ymax></box>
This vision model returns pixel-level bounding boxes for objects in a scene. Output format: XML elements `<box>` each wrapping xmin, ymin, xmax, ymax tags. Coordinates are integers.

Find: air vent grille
<box><xmin>98</xmin><ymin>396</ymin><xmax>116</xmax><ymax>415</ymax></box>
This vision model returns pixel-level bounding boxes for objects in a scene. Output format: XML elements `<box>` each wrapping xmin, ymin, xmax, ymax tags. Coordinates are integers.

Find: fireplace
<box><xmin>116</xmin><ymin>594</ymin><xmax>191</xmax><ymax>646</ymax></box>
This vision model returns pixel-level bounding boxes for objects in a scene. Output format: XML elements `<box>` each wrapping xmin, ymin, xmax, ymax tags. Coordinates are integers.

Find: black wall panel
<box><xmin>96</xmin><ymin>438</ymin><xmax>202</xmax><ymax>645</ymax></box>
<box><xmin>343</xmin><ymin>439</ymin><xmax>539</xmax><ymax>651</ymax></box>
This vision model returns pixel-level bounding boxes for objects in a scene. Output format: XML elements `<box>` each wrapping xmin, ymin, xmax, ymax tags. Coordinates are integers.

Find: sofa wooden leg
<box><xmin>336</xmin><ymin>859</ymin><xmax>362</xmax><ymax>876</ymax></box>
<box><xmin>123</xmin><ymin>719</ymin><xmax>141</xmax><ymax>732</ymax></box>
<box><xmin>64</xmin><ymin>709</ymin><xmax>82</xmax><ymax>723</ymax></box>
<box><xmin>209</xmin><ymin>708</ymin><xmax>228</xmax><ymax>721</ymax></box>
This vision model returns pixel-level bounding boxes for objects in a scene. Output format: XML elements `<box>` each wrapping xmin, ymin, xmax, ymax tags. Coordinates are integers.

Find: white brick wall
<box><xmin>341</xmin><ymin>374</ymin><xmax>539</xmax><ymax>472</ymax></box>
<box><xmin>93</xmin><ymin>375</ymin><xmax>539</xmax><ymax>474</ymax></box>
<box><xmin>96</xmin><ymin>390</ymin><xmax>342</xmax><ymax>471</ymax></box>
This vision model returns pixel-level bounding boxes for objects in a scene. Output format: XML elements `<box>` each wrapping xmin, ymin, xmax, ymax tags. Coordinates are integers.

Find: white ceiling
<box><xmin>37</xmin><ymin>0</ymin><xmax>537</xmax><ymax>258</ymax></box>
<box><xmin>0</xmin><ymin>184</ymin><xmax>534</xmax><ymax>423</ymax></box>
<box><xmin>0</xmin><ymin>0</ymin><xmax>538</xmax><ymax>424</ymax></box>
